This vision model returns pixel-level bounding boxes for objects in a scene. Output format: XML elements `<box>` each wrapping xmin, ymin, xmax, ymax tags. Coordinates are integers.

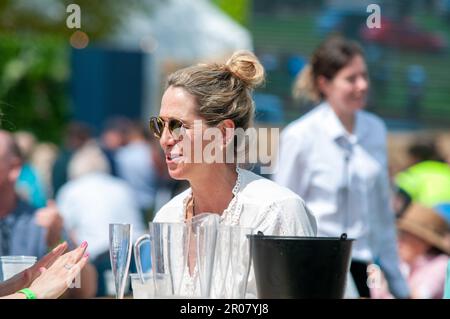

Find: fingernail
<box><xmin>81</xmin><ymin>241</ymin><xmax>88</xmax><ymax>248</ymax></box>
<box><xmin>84</xmin><ymin>253</ymin><xmax>90</xmax><ymax>258</ymax></box>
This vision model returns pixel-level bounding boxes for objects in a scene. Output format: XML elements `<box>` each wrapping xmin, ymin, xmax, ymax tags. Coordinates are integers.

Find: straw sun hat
<box><xmin>398</xmin><ymin>203</ymin><xmax>450</xmax><ymax>255</ymax></box>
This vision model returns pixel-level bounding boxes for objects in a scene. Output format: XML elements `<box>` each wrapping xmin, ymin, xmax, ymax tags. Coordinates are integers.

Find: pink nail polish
<box><xmin>81</xmin><ymin>241</ymin><xmax>88</xmax><ymax>248</ymax></box>
<box><xmin>84</xmin><ymin>253</ymin><xmax>90</xmax><ymax>258</ymax></box>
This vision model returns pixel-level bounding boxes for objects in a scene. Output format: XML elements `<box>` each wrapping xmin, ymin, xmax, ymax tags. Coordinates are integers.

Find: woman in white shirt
<box><xmin>274</xmin><ymin>36</ymin><xmax>409</xmax><ymax>298</ymax></box>
<box><xmin>149</xmin><ymin>51</ymin><xmax>317</xmax><ymax>297</ymax></box>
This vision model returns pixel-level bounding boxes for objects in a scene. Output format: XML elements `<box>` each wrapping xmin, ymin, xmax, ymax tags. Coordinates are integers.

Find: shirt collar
<box><xmin>321</xmin><ymin>102</ymin><xmax>367</xmax><ymax>145</ymax></box>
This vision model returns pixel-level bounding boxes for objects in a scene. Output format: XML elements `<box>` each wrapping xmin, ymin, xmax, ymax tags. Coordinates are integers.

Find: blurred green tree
<box><xmin>212</xmin><ymin>0</ymin><xmax>251</xmax><ymax>26</ymax></box>
<box><xmin>0</xmin><ymin>0</ymin><xmax>154</xmax><ymax>142</ymax></box>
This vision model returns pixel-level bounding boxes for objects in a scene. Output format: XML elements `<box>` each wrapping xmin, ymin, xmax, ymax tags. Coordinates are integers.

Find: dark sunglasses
<box><xmin>149</xmin><ymin>116</ymin><xmax>188</xmax><ymax>140</ymax></box>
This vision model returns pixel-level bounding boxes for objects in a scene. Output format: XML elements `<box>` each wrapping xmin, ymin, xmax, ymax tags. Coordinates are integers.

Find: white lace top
<box><xmin>153</xmin><ymin>168</ymin><xmax>317</xmax><ymax>298</ymax></box>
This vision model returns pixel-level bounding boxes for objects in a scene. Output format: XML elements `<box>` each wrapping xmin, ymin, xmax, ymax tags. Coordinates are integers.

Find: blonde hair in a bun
<box><xmin>226</xmin><ymin>50</ymin><xmax>265</xmax><ymax>88</ymax></box>
<box><xmin>166</xmin><ymin>50</ymin><xmax>265</xmax><ymax>131</ymax></box>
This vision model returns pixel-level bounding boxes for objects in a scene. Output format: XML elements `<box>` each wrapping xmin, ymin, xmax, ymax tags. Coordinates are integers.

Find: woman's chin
<box><xmin>350</xmin><ymin>98</ymin><xmax>367</xmax><ymax>110</ymax></box>
<box><xmin>169</xmin><ymin>173</ymin><xmax>185</xmax><ymax>180</ymax></box>
<box><xmin>167</xmin><ymin>163</ymin><xmax>186</xmax><ymax>180</ymax></box>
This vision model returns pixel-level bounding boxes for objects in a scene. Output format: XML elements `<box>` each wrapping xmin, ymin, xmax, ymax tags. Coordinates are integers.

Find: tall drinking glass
<box><xmin>109</xmin><ymin>223</ymin><xmax>133</xmax><ymax>299</ymax></box>
<box><xmin>189</xmin><ymin>213</ymin><xmax>219</xmax><ymax>298</ymax></box>
<box><xmin>211</xmin><ymin>225</ymin><xmax>232</xmax><ymax>298</ymax></box>
<box><xmin>229</xmin><ymin>226</ymin><xmax>254</xmax><ymax>298</ymax></box>
<box><xmin>149</xmin><ymin>222</ymin><xmax>189</xmax><ymax>298</ymax></box>
<box><xmin>211</xmin><ymin>225</ymin><xmax>253</xmax><ymax>298</ymax></box>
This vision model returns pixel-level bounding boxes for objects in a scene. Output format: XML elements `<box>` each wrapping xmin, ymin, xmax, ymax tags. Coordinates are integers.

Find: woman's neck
<box><xmin>189</xmin><ymin>164</ymin><xmax>238</xmax><ymax>216</ymax></box>
<box><xmin>329</xmin><ymin>104</ymin><xmax>356</xmax><ymax>134</ymax></box>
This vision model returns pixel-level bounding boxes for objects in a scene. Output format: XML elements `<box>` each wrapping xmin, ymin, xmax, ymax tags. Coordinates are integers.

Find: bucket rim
<box><xmin>247</xmin><ymin>235</ymin><xmax>355</xmax><ymax>241</ymax></box>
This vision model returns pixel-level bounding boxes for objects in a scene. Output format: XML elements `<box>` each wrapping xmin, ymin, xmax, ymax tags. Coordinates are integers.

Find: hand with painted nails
<box><xmin>0</xmin><ymin>241</ymin><xmax>90</xmax><ymax>299</ymax></box>
<box><xmin>28</xmin><ymin>241</ymin><xmax>90</xmax><ymax>299</ymax></box>
<box><xmin>0</xmin><ymin>242</ymin><xmax>69</xmax><ymax>297</ymax></box>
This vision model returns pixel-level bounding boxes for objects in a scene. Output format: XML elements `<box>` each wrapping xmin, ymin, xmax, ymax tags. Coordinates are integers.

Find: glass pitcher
<box><xmin>134</xmin><ymin>214</ymin><xmax>219</xmax><ymax>298</ymax></box>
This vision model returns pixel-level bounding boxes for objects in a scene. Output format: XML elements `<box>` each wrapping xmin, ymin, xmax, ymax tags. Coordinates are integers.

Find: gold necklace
<box><xmin>185</xmin><ymin>195</ymin><xmax>195</xmax><ymax>221</ymax></box>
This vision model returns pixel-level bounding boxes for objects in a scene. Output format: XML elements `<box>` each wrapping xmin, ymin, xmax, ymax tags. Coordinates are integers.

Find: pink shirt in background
<box><xmin>406</xmin><ymin>254</ymin><xmax>448</xmax><ymax>299</ymax></box>
<box><xmin>371</xmin><ymin>254</ymin><xmax>449</xmax><ymax>299</ymax></box>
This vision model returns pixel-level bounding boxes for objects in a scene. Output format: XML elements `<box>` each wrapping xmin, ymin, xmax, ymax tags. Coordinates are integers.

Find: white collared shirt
<box><xmin>274</xmin><ymin>102</ymin><xmax>409</xmax><ymax>298</ymax></box>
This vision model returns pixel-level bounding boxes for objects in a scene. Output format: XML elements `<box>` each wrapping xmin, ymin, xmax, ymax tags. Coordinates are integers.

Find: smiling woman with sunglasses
<box><xmin>150</xmin><ymin>50</ymin><xmax>317</xmax><ymax>298</ymax></box>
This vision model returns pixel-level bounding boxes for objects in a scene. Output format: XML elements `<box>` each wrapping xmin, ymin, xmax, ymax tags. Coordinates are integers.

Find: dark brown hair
<box><xmin>293</xmin><ymin>36</ymin><xmax>364</xmax><ymax>102</ymax></box>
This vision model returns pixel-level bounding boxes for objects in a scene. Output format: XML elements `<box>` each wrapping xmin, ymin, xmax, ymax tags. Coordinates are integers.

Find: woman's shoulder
<box><xmin>239</xmin><ymin>169</ymin><xmax>317</xmax><ymax>236</ymax></box>
<box><xmin>239</xmin><ymin>169</ymin><xmax>306</xmax><ymax>204</ymax></box>
<box><xmin>359</xmin><ymin>110</ymin><xmax>387</xmax><ymax>133</ymax></box>
<box><xmin>152</xmin><ymin>188</ymin><xmax>191</xmax><ymax>222</ymax></box>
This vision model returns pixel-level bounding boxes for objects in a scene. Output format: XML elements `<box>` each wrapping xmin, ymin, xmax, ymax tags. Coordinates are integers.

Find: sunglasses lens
<box><xmin>149</xmin><ymin>117</ymin><xmax>185</xmax><ymax>140</ymax></box>
<box><xmin>169</xmin><ymin>119</ymin><xmax>184</xmax><ymax>140</ymax></box>
<box><xmin>149</xmin><ymin>117</ymin><xmax>163</xmax><ymax>138</ymax></box>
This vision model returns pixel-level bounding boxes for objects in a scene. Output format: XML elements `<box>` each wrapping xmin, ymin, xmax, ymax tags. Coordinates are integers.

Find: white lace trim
<box><xmin>220</xmin><ymin>167</ymin><xmax>243</xmax><ymax>226</ymax></box>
